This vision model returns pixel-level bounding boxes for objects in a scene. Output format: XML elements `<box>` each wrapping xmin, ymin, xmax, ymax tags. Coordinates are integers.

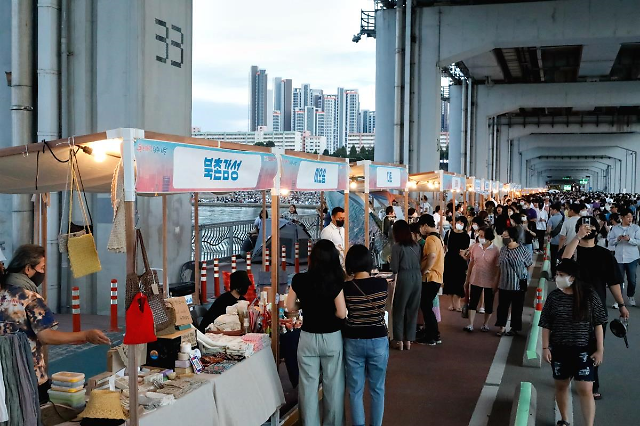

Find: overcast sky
<box><xmin>192</xmin><ymin>0</ymin><xmax>376</xmax><ymax>132</ymax></box>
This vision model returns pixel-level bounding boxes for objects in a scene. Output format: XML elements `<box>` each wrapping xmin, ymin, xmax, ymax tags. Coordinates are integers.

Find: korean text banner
<box><xmin>442</xmin><ymin>174</ymin><xmax>463</xmax><ymax>191</ymax></box>
<box><xmin>474</xmin><ymin>179</ymin><xmax>482</xmax><ymax>192</ymax></box>
<box><xmin>280</xmin><ymin>155</ymin><xmax>348</xmax><ymax>191</ymax></box>
<box><xmin>369</xmin><ymin>164</ymin><xmax>408</xmax><ymax>190</ymax></box>
<box><xmin>134</xmin><ymin>139</ymin><xmax>278</xmax><ymax>193</ymax></box>
<box><xmin>484</xmin><ymin>180</ymin><xmax>491</xmax><ymax>193</ymax></box>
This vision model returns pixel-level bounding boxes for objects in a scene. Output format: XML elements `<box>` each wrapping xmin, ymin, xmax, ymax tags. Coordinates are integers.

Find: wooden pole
<box><xmin>262</xmin><ymin>190</ymin><xmax>267</xmax><ymax>271</ymax></box>
<box><xmin>364</xmin><ymin>192</ymin><xmax>370</xmax><ymax>248</ymax></box>
<box><xmin>439</xmin><ymin>191</ymin><xmax>445</xmax><ymax>236</ymax></box>
<box><xmin>404</xmin><ymin>190</ymin><xmax>409</xmax><ymax>221</ymax></box>
<box><xmin>162</xmin><ymin>195</ymin><xmax>169</xmax><ymax>299</ymax></box>
<box><xmin>270</xmin><ymin>189</ymin><xmax>280</xmax><ymax>359</ymax></box>
<box><xmin>194</xmin><ymin>193</ymin><xmax>201</xmax><ymax>305</ymax></box>
<box><xmin>124</xmin><ymin>200</ymin><xmax>138</xmax><ymax>426</ymax></box>
<box><xmin>344</xmin><ymin>191</ymin><xmax>350</xmax><ymax>255</ymax></box>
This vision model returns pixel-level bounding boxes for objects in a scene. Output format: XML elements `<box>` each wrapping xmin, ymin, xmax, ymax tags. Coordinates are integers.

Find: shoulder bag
<box><xmin>125</xmin><ymin>229</ymin><xmax>172</xmax><ymax>331</ymax></box>
<box><xmin>65</xmin><ymin>151</ymin><xmax>102</xmax><ymax>278</ymax></box>
<box><xmin>351</xmin><ymin>279</ymin><xmax>388</xmax><ymax>332</ymax></box>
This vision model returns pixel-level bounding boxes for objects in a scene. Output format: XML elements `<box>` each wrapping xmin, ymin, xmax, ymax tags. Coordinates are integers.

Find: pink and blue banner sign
<box><xmin>280</xmin><ymin>154</ymin><xmax>348</xmax><ymax>191</ymax></box>
<box><xmin>134</xmin><ymin>139</ymin><xmax>278</xmax><ymax>193</ymax></box>
<box><xmin>368</xmin><ymin>164</ymin><xmax>408</xmax><ymax>191</ymax></box>
<box><xmin>442</xmin><ymin>174</ymin><xmax>463</xmax><ymax>191</ymax></box>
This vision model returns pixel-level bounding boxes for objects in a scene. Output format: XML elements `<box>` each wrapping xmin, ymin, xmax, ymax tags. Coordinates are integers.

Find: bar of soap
<box><xmin>174</xmin><ymin>366</ymin><xmax>193</xmax><ymax>374</ymax></box>
<box><xmin>177</xmin><ymin>353</ymin><xmax>189</xmax><ymax>361</ymax></box>
<box><xmin>175</xmin><ymin>360</ymin><xmax>190</xmax><ymax>369</ymax></box>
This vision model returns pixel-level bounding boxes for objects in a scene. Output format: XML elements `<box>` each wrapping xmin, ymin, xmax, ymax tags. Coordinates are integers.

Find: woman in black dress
<box><xmin>443</xmin><ymin>216</ymin><xmax>471</xmax><ymax>311</ymax></box>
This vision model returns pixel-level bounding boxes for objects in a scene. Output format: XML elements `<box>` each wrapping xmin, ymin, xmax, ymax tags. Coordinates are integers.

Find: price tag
<box><xmin>184</xmin><ymin>294</ymin><xmax>193</xmax><ymax>305</ymax></box>
<box><xmin>151</xmin><ymin>283</ymin><xmax>160</xmax><ymax>295</ymax></box>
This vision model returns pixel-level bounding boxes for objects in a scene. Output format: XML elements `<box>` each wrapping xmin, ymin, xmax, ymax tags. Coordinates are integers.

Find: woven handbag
<box><xmin>125</xmin><ymin>229</ymin><xmax>171</xmax><ymax>331</ymax></box>
<box><xmin>66</xmin><ymin>150</ymin><xmax>102</xmax><ymax>278</ymax></box>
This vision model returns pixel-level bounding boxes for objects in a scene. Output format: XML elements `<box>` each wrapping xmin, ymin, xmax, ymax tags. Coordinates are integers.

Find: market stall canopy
<box><xmin>349</xmin><ymin>160</ymin><xmax>409</xmax><ymax>192</ymax></box>
<box><xmin>0</xmin><ymin>130</ymin><xmax>275</xmax><ymax>195</ymax></box>
<box><xmin>409</xmin><ymin>170</ymin><xmax>442</xmax><ymax>192</ymax></box>
<box><xmin>279</xmin><ymin>151</ymin><xmax>349</xmax><ymax>192</ymax></box>
<box><xmin>0</xmin><ymin>132</ymin><xmax>120</xmax><ymax>194</ymax></box>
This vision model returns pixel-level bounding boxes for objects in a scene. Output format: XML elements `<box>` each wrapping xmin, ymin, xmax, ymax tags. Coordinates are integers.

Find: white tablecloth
<box><xmin>57</xmin><ymin>348</ymin><xmax>285</xmax><ymax>426</ymax></box>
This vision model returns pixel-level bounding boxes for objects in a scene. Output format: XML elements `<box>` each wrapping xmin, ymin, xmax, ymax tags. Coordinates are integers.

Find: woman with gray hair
<box><xmin>0</xmin><ymin>244</ymin><xmax>111</xmax><ymax>403</ymax></box>
<box><xmin>4</xmin><ymin>244</ymin><xmax>46</xmax><ymax>293</ymax></box>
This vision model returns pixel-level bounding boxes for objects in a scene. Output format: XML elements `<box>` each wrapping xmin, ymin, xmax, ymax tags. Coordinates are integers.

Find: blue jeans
<box><xmin>344</xmin><ymin>337</ymin><xmax>389</xmax><ymax>426</ymax></box>
<box><xmin>619</xmin><ymin>259</ymin><xmax>638</xmax><ymax>297</ymax></box>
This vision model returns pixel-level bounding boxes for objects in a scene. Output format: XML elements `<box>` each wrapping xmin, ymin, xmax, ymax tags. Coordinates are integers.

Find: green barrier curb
<box><xmin>513</xmin><ymin>382</ymin><xmax>535</xmax><ymax>426</ymax></box>
<box><xmin>542</xmin><ymin>260</ymin><xmax>550</xmax><ymax>274</ymax></box>
<box><xmin>525</xmin><ymin>311</ymin><xmax>542</xmax><ymax>361</ymax></box>
<box><xmin>523</xmin><ymin>277</ymin><xmax>546</xmax><ymax>367</ymax></box>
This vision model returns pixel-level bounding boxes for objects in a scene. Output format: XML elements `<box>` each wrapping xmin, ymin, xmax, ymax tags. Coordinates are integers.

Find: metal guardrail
<box><xmin>192</xmin><ymin>214</ymin><xmax>321</xmax><ymax>261</ymax></box>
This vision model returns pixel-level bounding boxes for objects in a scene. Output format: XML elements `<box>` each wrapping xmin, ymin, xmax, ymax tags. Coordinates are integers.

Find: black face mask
<box><xmin>31</xmin><ymin>271</ymin><xmax>45</xmax><ymax>286</ymax></box>
<box><xmin>335</xmin><ymin>220</ymin><xmax>345</xmax><ymax>228</ymax></box>
<box><xmin>583</xmin><ymin>231</ymin><xmax>598</xmax><ymax>240</ymax></box>
<box><xmin>502</xmin><ymin>237</ymin><xmax>512</xmax><ymax>246</ymax></box>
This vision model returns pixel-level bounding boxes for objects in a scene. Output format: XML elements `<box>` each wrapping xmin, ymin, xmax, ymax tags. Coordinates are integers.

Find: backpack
<box><xmin>550</xmin><ymin>215</ymin><xmax>564</xmax><ymax>238</ymax></box>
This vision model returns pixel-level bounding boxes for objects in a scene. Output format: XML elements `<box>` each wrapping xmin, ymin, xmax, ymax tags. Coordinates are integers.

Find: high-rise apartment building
<box><xmin>272</xmin><ymin>111</ymin><xmax>282</xmax><ymax>132</ymax></box>
<box><xmin>315</xmin><ymin>110</ymin><xmax>325</xmax><ymax>138</ymax></box>
<box><xmin>345</xmin><ymin>89</ymin><xmax>360</xmax><ymax>135</ymax></box>
<box><xmin>304</xmin><ymin>106</ymin><xmax>316</xmax><ymax>135</ymax></box>
<box><xmin>249</xmin><ymin>66</ymin><xmax>268</xmax><ymax>131</ymax></box>
<box><xmin>336</xmin><ymin>88</ymin><xmax>347</xmax><ymax>150</ymax></box>
<box><xmin>281</xmin><ymin>79</ymin><xmax>293</xmax><ymax>131</ymax></box>
<box><xmin>294</xmin><ymin>109</ymin><xmax>305</xmax><ymax>133</ymax></box>
<box><xmin>323</xmin><ymin>95</ymin><xmax>338</xmax><ymax>153</ymax></box>
<box><xmin>302</xmin><ymin>84</ymin><xmax>313</xmax><ymax>108</ymax></box>
<box><xmin>312</xmin><ymin>89</ymin><xmax>324</xmax><ymax>111</ymax></box>
<box><xmin>273</xmin><ymin>77</ymin><xmax>282</xmax><ymax>111</ymax></box>
<box><xmin>293</xmin><ymin>89</ymin><xmax>302</xmax><ymax>119</ymax></box>
<box><xmin>360</xmin><ymin>110</ymin><xmax>376</xmax><ymax>133</ymax></box>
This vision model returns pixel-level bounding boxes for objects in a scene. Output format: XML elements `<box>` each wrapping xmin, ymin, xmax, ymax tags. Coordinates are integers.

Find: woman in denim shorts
<box><xmin>539</xmin><ymin>259</ymin><xmax>607</xmax><ymax>426</ymax></box>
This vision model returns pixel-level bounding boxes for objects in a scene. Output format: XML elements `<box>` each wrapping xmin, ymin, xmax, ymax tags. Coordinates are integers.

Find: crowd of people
<box><xmin>201</xmin><ymin>191</ymin><xmax>320</xmax><ymax>205</ymax></box>
<box><xmin>290</xmin><ymin>191</ymin><xmax>638</xmax><ymax>426</ymax></box>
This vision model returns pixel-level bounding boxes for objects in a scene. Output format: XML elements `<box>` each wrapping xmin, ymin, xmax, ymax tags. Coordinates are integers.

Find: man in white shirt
<box><xmin>558</xmin><ymin>203</ymin><xmax>582</xmax><ymax>249</ymax></box>
<box><xmin>607</xmin><ymin>208</ymin><xmax>640</xmax><ymax>306</ymax></box>
<box><xmin>420</xmin><ymin>196</ymin><xmax>432</xmax><ymax>215</ymax></box>
<box><xmin>320</xmin><ymin>206</ymin><xmax>346</xmax><ymax>262</ymax></box>
<box><xmin>534</xmin><ymin>201</ymin><xmax>548</xmax><ymax>253</ymax></box>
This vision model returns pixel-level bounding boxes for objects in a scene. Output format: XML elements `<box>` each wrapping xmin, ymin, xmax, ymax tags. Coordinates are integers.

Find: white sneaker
<box><xmin>612</xmin><ymin>302</ymin><xmax>619</xmax><ymax>309</ymax></box>
<box><xmin>630</xmin><ymin>297</ymin><xmax>636</xmax><ymax>307</ymax></box>
<box><xmin>478</xmin><ymin>308</ymin><xmax>485</xmax><ymax>314</ymax></box>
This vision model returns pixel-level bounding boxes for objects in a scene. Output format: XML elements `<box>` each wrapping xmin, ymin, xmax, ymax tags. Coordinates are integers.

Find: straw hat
<box><xmin>77</xmin><ymin>390</ymin><xmax>127</xmax><ymax>420</ymax></box>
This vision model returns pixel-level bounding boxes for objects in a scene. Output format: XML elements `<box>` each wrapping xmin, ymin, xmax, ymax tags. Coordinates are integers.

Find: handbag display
<box><xmin>65</xmin><ymin>150</ymin><xmax>102</xmax><ymax>278</ymax></box>
<box><xmin>126</xmin><ymin>229</ymin><xmax>171</xmax><ymax>331</ymax></box>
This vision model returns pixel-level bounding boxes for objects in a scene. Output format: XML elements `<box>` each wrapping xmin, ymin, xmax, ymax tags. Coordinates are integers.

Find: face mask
<box><xmin>472</xmin><ymin>224</ymin><xmax>479</xmax><ymax>231</ymax></box>
<box><xmin>30</xmin><ymin>271</ymin><xmax>45</xmax><ymax>286</ymax></box>
<box><xmin>555</xmin><ymin>275</ymin><xmax>574</xmax><ymax>290</ymax></box>
<box><xmin>520</xmin><ymin>201</ymin><xmax>525</xmax><ymax>206</ymax></box>
<box><xmin>477</xmin><ymin>238</ymin><xmax>486</xmax><ymax>245</ymax></box>
<box><xmin>580</xmin><ymin>211</ymin><xmax>588</xmax><ymax>217</ymax></box>
<box><xmin>502</xmin><ymin>237</ymin><xmax>511</xmax><ymax>245</ymax></box>
<box><xmin>455</xmin><ymin>223</ymin><xmax>464</xmax><ymax>231</ymax></box>
<box><xmin>583</xmin><ymin>230</ymin><xmax>598</xmax><ymax>240</ymax></box>
<box><xmin>335</xmin><ymin>220</ymin><xmax>345</xmax><ymax>228</ymax></box>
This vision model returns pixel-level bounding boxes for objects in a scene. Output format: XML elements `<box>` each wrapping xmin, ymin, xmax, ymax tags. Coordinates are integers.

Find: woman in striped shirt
<box><xmin>495</xmin><ymin>226</ymin><xmax>533</xmax><ymax>336</ymax></box>
<box><xmin>343</xmin><ymin>244</ymin><xmax>389</xmax><ymax>426</ymax></box>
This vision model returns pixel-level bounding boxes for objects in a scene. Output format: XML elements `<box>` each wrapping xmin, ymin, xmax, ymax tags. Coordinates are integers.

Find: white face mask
<box><xmin>455</xmin><ymin>223</ymin><xmax>464</xmax><ymax>231</ymax></box>
<box><xmin>555</xmin><ymin>275</ymin><xmax>574</xmax><ymax>290</ymax></box>
<box><xmin>472</xmin><ymin>224</ymin><xmax>479</xmax><ymax>231</ymax></box>
<box><xmin>580</xmin><ymin>210</ymin><xmax>588</xmax><ymax>217</ymax></box>
<box><xmin>477</xmin><ymin>238</ymin><xmax>486</xmax><ymax>245</ymax></box>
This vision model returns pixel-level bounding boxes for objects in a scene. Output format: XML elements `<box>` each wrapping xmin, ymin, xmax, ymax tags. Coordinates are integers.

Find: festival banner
<box><xmin>368</xmin><ymin>164</ymin><xmax>408</xmax><ymax>190</ymax></box>
<box><xmin>280</xmin><ymin>154</ymin><xmax>348</xmax><ymax>191</ymax></box>
<box><xmin>484</xmin><ymin>180</ymin><xmax>491</xmax><ymax>193</ymax></box>
<box><xmin>474</xmin><ymin>178</ymin><xmax>482</xmax><ymax>193</ymax></box>
<box><xmin>441</xmin><ymin>173</ymin><xmax>463</xmax><ymax>191</ymax></box>
<box><xmin>134</xmin><ymin>139</ymin><xmax>278</xmax><ymax>193</ymax></box>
